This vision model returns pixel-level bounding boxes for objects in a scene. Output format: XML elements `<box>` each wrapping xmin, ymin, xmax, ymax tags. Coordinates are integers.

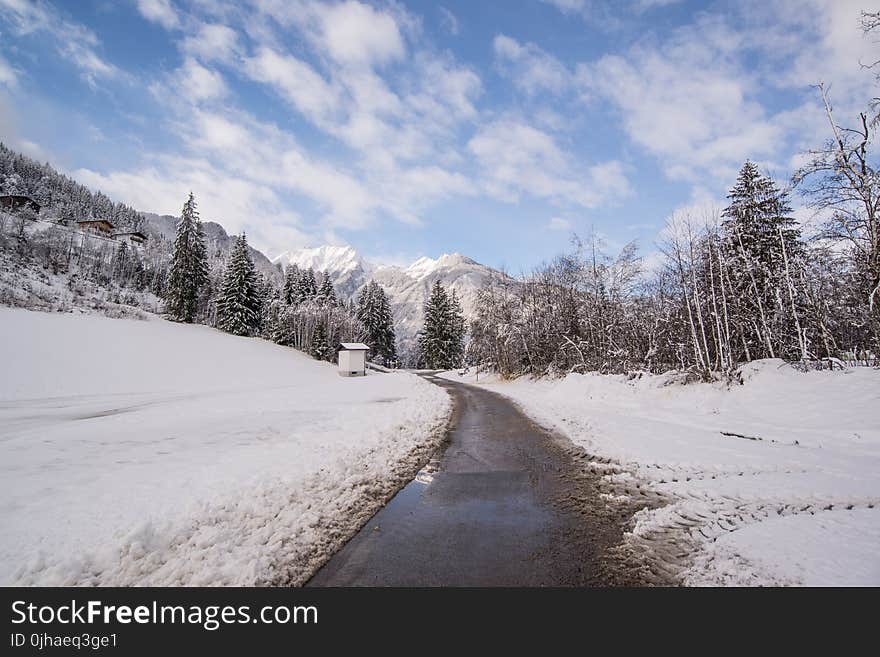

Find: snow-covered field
<box><xmin>441</xmin><ymin>363</ymin><xmax>880</xmax><ymax>586</ymax></box>
<box><xmin>0</xmin><ymin>307</ymin><xmax>450</xmax><ymax>586</ymax></box>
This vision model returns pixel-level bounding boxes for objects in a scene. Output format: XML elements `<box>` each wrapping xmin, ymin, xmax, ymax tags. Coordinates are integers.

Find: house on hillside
<box><xmin>112</xmin><ymin>231</ymin><xmax>147</xmax><ymax>247</ymax></box>
<box><xmin>0</xmin><ymin>194</ymin><xmax>41</xmax><ymax>215</ymax></box>
<box><xmin>76</xmin><ymin>219</ymin><xmax>114</xmax><ymax>237</ymax></box>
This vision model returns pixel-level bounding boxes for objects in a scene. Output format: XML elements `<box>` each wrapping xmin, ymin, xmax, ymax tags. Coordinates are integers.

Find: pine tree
<box><xmin>165</xmin><ymin>193</ymin><xmax>209</xmax><ymax>323</ymax></box>
<box><xmin>449</xmin><ymin>289</ymin><xmax>466</xmax><ymax>367</ymax></box>
<box><xmin>356</xmin><ymin>281</ymin><xmax>398</xmax><ymax>366</ymax></box>
<box><xmin>282</xmin><ymin>264</ymin><xmax>301</xmax><ymax>306</ymax></box>
<box><xmin>316</xmin><ymin>271</ymin><xmax>338</xmax><ymax>306</ymax></box>
<box><xmin>311</xmin><ymin>321</ymin><xmax>331</xmax><ymax>361</ymax></box>
<box><xmin>298</xmin><ymin>268</ymin><xmax>318</xmax><ymax>301</ymax></box>
<box><xmin>216</xmin><ymin>233</ymin><xmax>261</xmax><ymax>336</ymax></box>
<box><xmin>112</xmin><ymin>240</ymin><xmax>130</xmax><ymax>283</ymax></box>
<box><xmin>721</xmin><ymin>161</ymin><xmax>803</xmax><ymax>359</ymax></box>
<box><xmin>418</xmin><ymin>280</ymin><xmax>464</xmax><ymax>369</ymax></box>
<box><xmin>722</xmin><ymin>161</ymin><xmax>801</xmax><ymax>280</ymax></box>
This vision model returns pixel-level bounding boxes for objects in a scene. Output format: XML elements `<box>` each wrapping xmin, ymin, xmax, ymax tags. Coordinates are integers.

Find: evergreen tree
<box><xmin>721</xmin><ymin>161</ymin><xmax>803</xmax><ymax>358</ymax></box>
<box><xmin>282</xmin><ymin>264</ymin><xmax>301</xmax><ymax>306</ymax></box>
<box><xmin>112</xmin><ymin>240</ymin><xmax>130</xmax><ymax>283</ymax></box>
<box><xmin>298</xmin><ymin>268</ymin><xmax>318</xmax><ymax>300</ymax></box>
<box><xmin>356</xmin><ymin>280</ymin><xmax>398</xmax><ymax>366</ymax></box>
<box><xmin>449</xmin><ymin>289</ymin><xmax>466</xmax><ymax>367</ymax></box>
<box><xmin>311</xmin><ymin>321</ymin><xmax>331</xmax><ymax>361</ymax></box>
<box><xmin>316</xmin><ymin>271</ymin><xmax>338</xmax><ymax>306</ymax></box>
<box><xmin>722</xmin><ymin>161</ymin><xmax>801</xmax><ymax>279</ymax></box>
<box><xmin>418</xmin><ymin>281</ymin><xmax>465</xmax><ymax>369</ymax></box>
<box><xmin>216</xmin><ymin>233</ymin><xmax>261</xmax><ymax>336</ymax></box>
<box><xmin>165</xmin><ymin>193</ymin><xmax>209</xmax><ymax>323</ymax></box>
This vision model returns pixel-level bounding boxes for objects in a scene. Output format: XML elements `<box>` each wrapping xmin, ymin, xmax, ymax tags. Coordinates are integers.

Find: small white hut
<box><xmin>338</xmin><ymin>343</ymin><xmax>370</xmax><ymax>377</ymax></box>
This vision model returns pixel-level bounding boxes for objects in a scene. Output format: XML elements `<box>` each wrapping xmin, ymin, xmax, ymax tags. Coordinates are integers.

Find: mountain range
<box><xmin>272</xmin><ymin>245</ymin><xmax>507</xmax><ymax>354</ymax></box>
<box><xmin>139</xmin><ymin>214</ymin><xmax>506</xmax><ymax>353</ymax></box>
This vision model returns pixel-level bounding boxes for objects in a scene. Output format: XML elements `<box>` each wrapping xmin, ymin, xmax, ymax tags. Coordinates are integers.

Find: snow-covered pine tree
<box><xmin>722</xmin><ymin>161</ymin><xmax>801</xmax><ymax>280</ymax></box>
<box><xmin>356</xmin><ymin>280</ymin><xmax>398</xmax><ymax>367</ymax></box>
<box><xmin>254</xmin><ymin>273</ymin><xmax>275</xmax><ymax>336</ymax></box>
<box><xmin>216</xmin><ymin>233</ymin><xmax>261</xmax><ymax>336</ymax></box>
<box><xmin>449</xmin><ymin>288</ymin><xmax>466</xmax><ymax>367</ymax></box>
<box><xmin>282</xmin><ymin>264</ymin><xmax>301</xmax><ymax>306</ymax></box>
<box><xmin>419</xmin><ymin>280</ymin><xmax>459</xmax><ymax>369</ymax></box>
<box><xmin>310</xmin><ymin>321</ymin><xmax>331</xmax><ymax>361</ymax></box>
<box><xmin>721</xmin><ymin>161</ymin><xmax>803</xmax><ymax>359</ymax></box>
<box><xmin>165</xmin><ymin>192</ymin><xmax>209</xmax><ymax>323</ymax></box>
<box><xmin>298</xmin><ymin>268</ymin><xmax>318</xmax><ymax>300</ymax></box>
<box><xmin>112</xmin><ymin>240</ymin><xmax>130</xmax><ymax>283</ymax></box>
<box><xmin>316</xmin><ymin>271</ymin><xmax>338</xmax><ymax>306</ymax></box>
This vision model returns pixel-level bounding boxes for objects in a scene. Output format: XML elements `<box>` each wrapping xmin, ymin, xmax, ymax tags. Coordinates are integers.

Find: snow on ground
<box><xmin>441</xmin><ymin>362</ymin><xmax>880</xmax><ymax>586</ymax></box>
<box><xmin>0</xmin><ymin>307</ymin><xmax>451</xmax><ymax>586</ymax></box>
<box><xmin>0</xmin><ymin>248</ymin><xmax>161</xmax><ymax>318</ymax></box>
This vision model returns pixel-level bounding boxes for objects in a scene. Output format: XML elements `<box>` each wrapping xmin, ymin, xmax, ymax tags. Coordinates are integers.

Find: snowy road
<box><xmin>308</xmin><ymin>374</ymin><xmax>643</xmax><ymax>586</ymax></box>
<box><xmin>439</xmin><ymin>364</ymin><xmax>880</xmax><ymax>586</ymax></box>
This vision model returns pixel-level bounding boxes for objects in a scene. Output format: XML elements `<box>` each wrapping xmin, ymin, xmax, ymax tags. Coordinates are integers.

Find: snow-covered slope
<box><xmin>0</xmin><ymin>307</ymin><xmax>451</xmax><ymax>585</ymax></box>
<box><xmin>274</xmin><ymin>246</ymin><xmax>509</xmax><ymax>355</ymax></box>
<box><xmin>441</xmin><ymin>361</ymin><xmax>880</xmax><ymax>586</ymax></box>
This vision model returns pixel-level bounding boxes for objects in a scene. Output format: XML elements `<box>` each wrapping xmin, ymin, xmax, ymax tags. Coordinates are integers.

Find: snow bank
<box><xmin>441</xmin><ymin>362</ymin><xmax>880</xmax><ymax>586</ymax></box>
<box><xmin>0</xmin><ymin>308</ymin><xmax>451</xmax><ymax>585</ymax></box>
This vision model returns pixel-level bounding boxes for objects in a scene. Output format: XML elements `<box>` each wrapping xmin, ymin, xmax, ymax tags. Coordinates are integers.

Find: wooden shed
<box><xmin>338</xmin><ymin>343</ymin><xmax>370</xmax><ymax>377</ymax></box>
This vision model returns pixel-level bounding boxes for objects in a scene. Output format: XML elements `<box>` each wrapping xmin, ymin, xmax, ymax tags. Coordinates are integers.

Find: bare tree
<box><xmin>794</xmin><ymin>84</ymin><xmax>880</xmax><ymax>339</ymax></box>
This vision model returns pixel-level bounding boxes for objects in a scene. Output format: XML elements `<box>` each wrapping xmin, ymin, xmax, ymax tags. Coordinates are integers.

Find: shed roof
<box><xmin>339</xmin><ymin>342</ymin><xmax>370</xmax><ymax>350</ymax></box>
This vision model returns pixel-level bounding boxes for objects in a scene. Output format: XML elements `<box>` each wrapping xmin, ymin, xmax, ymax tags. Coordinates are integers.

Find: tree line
<box><xmin>164</xmin><ymin>194</ymin><xmax>401</xmax><ymax>367</ymax></box>
<box><xmin>468</xmin><ymin>151</ymin><xmax>877</xmax><ymax>379</ymax></box>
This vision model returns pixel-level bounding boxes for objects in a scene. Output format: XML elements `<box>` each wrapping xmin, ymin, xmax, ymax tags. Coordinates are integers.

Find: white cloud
<box><xmin>0</xmin><ymin>55</ymin><xmax>17</xmax><ymax>86</ymax></box>
<box><xmin>176</xmin><ymin>58</ymin><xmax>228</xmax><ymax>100</ymax></box>
<box><xmin>539</xmin><ymin>0</ymin><xmax>587</xmax><ymax>13</ymax></box>
<box><xmin>244</xmin><ymin>48</ymin><xmax>342</xmax><ymax>123</ymax></box>
<box><xmin>0</xmin><ymin>0</ymin><xmax>118</xmax><ymax>84</ymax></box>
<box><xmin>634</xmin><ymin>0</ymin><xmax>684</xmax><ymax>11</ymax></box>
<box><xmin>493</xmin><ymin>34</ymin><xmax>570</xmax><ymax>95</ymax></box>
<box><xmin>548</xmin><ymin>216</ymin><xmax>573</xmax><ymax>231</ymax></box>
<box><xmin>74</xmin><ymin>160</ymin><xmax>310</xmax><ymax>253</ymax></box>
<box><xmin>183</xmin><ymin>22</ymin><xmax>241</xmax><ymax>64</ymax></box>
<box><xmin>468</xmin><ymin>118</ymin><xmax>629</xmax><ymax>208</ymax></box>
<box><xmin>136</xmin><ymin>0</ymin><xmax>180</xmax><ymax>30</ymax></box>
<box><xmin>439</xmin><ymin>6</ymin><xmax>460</xmax><ymax>36</ymax></box>
<box><xmin>577</xmin><ymin>17</ymin><xmax>784</xmax><ymax>184</ymax></box>
<box><xmin>260</xmin><ymin>0</ymin><xmax>406</xmax><ymax>69</ymax></box>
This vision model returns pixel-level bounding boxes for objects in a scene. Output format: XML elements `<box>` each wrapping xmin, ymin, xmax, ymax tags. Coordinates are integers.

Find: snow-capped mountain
<box><xmin>274</xmin><ymin>246</ymin><xmax>509</xmax><ymax>354</ymax></box>
<box><xmin>272</xmin><ymin>245</ymin><xmax>374</xmax><ymax>299</ymax></box>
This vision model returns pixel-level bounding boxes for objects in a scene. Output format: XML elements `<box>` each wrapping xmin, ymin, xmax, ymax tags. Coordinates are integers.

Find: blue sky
<box><xmin>0</xmin><ymin>0</ymin><xmax>876</xmax><ymax>270</ymax></box>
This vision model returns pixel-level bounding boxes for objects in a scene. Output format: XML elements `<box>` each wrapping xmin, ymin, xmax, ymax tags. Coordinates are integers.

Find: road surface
<box><xmin>308</xmin><ymin>374</ymin><xmax>640</xmax><ymax>586</ymax></box>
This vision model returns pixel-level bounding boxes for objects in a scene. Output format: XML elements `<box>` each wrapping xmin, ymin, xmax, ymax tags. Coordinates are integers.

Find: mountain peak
<box><xmin>274</xmin><ymin>244</ymin><xmax>368</xmax><ymax>275</ymax></box>
<box><xmin>404</xmin><ymin>252</ymin><xmax>478</xmax><ymax>279</ymax></box>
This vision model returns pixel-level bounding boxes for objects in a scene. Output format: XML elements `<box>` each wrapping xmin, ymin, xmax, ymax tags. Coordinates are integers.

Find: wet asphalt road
<box><xmin>307</xmin><ymin>374</ymin><xmax>624</xmax><ymax>587</ymax></box>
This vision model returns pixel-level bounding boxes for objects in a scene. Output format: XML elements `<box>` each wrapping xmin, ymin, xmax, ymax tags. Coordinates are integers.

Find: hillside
<box><xmin>0</xmin><ymin>307</ymin><xmax>450</xmax><ymax>585</ymax></box>
<box><xmin>141</xmin><ymin>212</ymin><xmax>281</xmax><ymax>283</ymax></box>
